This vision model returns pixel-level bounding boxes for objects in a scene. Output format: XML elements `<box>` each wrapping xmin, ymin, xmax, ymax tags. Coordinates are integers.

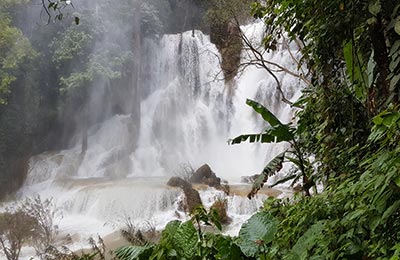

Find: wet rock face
<box><xmin>189</xmin><ymin>164</ymin><xmax>221</xmax><ymax>188</ymax></box>
<box><xmin>167</xmin><ymin>176</ymin><xmax>187</xmax><ymax>188</ymax></box>
<box><xmin>210</xmin><ymin>199</ymin><xmax>231</xmax><ymax>225</ymax></box>
<box><xmin>167</xmin><ymin>176</ymin><xmax>202</xmax><ymax>213</ymax></box>
<box><xmin>167</xmin><ymin>164</ymin><xmax>231</xmax><ymax>213</ymax></box>
<box><xmin>209</xmin><ymin>19</ymin><xmax>242</xmax><ymax>83</ymax></box>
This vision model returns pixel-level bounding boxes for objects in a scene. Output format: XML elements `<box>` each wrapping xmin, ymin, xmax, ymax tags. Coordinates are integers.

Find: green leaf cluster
<box><xmin>230</xmin><ymin>99</ymin><xmax>315</xmax><ymax>196</ymax></box>
<box><xmin>225</xmin><ymin>0</ymin><xmax>400</xmax><ymax>259</ymax></box>
<box><xmin>115</xmin><ymin>209</ymin><xmax>278</xmax><ymax>260</ymax></box>
<box><xmin>237</xmin><ymin>212</ymin><xmax>278</xmax><ymax>257</ymax></box>
<box><xmin>0</xmin><ymin>4</ymin><xmax>36</xmax><ymax>105</ymax></box>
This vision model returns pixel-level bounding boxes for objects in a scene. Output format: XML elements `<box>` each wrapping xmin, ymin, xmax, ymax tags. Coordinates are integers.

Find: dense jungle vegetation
<box><xmin>1</xmin><ymin>0</ymin><xmax>400</xmax><ymax>259</ymax></box>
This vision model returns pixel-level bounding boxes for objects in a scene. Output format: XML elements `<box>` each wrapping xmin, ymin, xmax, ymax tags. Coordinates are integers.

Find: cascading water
<box><xmin>17</xmin><ymin>21</ymin><xmax>302</xmax><ymax>252</ymax></box>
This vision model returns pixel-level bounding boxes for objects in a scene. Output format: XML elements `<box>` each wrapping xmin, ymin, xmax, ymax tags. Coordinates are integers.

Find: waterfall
<box><xmin>17</xmin><ymin>21</ymin><xmax>302</xmax><ymax>247</ymax></box>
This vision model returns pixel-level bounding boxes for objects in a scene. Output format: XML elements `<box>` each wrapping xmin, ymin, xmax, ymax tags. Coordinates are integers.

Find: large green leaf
<box><xmin>230</xmin><ymin>125</ymin><xmax>294</xmax><ymax>145</ymax></box>
<box><xmin>343</xmin><ymin>41</ymin><xmax>367</xmax><ymax>100</ymax></box>
<box><xmin>248</xmin><ymin>152</ymin><xmax>285</xmax><ymax>199</ymax></box>
<box><xmin>173</xmin><ymin>220</ymin><xmax>198</xmax><ymax>259</ymax></box>
<box><xmin>269</xmin><ymin>174</ymin><xmax>297</xmax><ymax>188</ymax></box>
<box><xmin>289</xmin><ymin>221</ymin><xmax>326</xmax><ymax>260</ymax></box>
<box><xmin>159</xmin><ymin>220</ymin><xmax>181</xmax><ymax>247</ymax></box>
<box><xmin>148</xmin><ymin>220</ymin><xmax>181</xmax><ymax>259</ymax></box>
<box><xmin>246</xmin><ymin>99</ymin><xmax>282</xmax><ymax>127</ymax></box>
<box><xmin>343</xmin><ymin>41</ymin><xmax>355</xmax><ymax>80</ymax></box>
<box><xmin>230</xmin><ymin>131</ymin><xmax>275</xmax><ymax>145</ymax></box>
<box><xmin>237</xmin><ymin>212</ymin><xmax>278</xmax><ymax>257</ymax></box>
<box><xmin>230</xmin><ymin>99</ymin><xmax>294</xmax><ymax>145</ymax></box>
<box><xmin>368</xmin><ymin>1</ymin><xmax>381</xmax><ymax>16</ymax></box>
<box><xmin>268</xmin><ymin>124</ymin><xmax>295</xmax><ymax>141</ymax></box>
<box><xmin>213</xmin><ymin>235</ymin><xmax>244</xmax><ymax>260</ymax></box>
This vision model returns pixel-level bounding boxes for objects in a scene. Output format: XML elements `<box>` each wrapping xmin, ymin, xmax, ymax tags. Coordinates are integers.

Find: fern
<box><xmin>159</xmin><ymin>220</ymin><xmax>180</xmax><ymax>248</ymax></box>
<box><xmin>173</xmin><ymin>220</ymin><xmax>198</xmax><ymax>259</ymax></box>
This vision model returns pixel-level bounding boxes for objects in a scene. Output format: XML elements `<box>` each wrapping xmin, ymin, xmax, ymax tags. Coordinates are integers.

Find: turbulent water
<box><xmin>17</xmin><ymin>22</ymin><xmax>302</xmax><ymax>252</ymax></box>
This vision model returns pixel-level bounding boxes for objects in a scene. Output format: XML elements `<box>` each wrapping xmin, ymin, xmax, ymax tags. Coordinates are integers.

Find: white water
<box><xmin>15</xmin><ymin>21</ymin><xmax>302</xmax><ymax>257</ymax></box>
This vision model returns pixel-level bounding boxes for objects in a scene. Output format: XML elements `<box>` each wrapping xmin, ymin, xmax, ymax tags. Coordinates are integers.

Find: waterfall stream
<box><xmin>17</xmin><ymin>22</ymin><xmax>302</xmax><ymax>251</ymax></box>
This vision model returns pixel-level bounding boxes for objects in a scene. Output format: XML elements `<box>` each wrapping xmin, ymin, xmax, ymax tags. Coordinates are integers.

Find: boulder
<box><xmin>210</xmin><ymin>199</ymin><xmax>231</xmax><ymax>225</ymax></box>
<box><xmin>189</xmin><ymin>164</ymin><xmax>221</xmax><ymax>189</ymax></box>
<box><xmin>167</xmin><ymin>176</ymin><xmax>187</xmax><ymax>187</ymax></box>
<box><xmin>167</xmin><ymin>176</ymin><xmax>202</xmax><ymax>213</ymax></box>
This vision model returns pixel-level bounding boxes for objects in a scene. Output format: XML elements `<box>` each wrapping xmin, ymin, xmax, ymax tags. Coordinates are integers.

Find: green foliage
<box><xmin>252</xmin><ymin>0</ymin><xmax>400</xmax><ymax>108</ymax></box>
<box><xmin>248</xmin><ymin>152</ymin><xmax>285</xmax><ymax>199</ymax></box>
<box><xmin>246</xmin><ymin>108</ymin><xmax>400</xmax><ymax>259</ymax></box>
<box><xmin>246</xmin><ymin>99</ymin><xmax>283</xmax><ymax>128</ymax></box>
<box><xmin>230</xmin><ymin>99</ymin><xmax>314</xmax><ymax>196</ymax></box>
<box><xmin>369</xmin><ymin>106</ymin><xmax>400</xmax><ymax>145</ymax></box>
<box><xmin>59</xmin><ymin>50</ymin><xmax>132</xmax><ymax>92</ymax></box>
<box><xmin>259</xmin><ymin>161</ymin><xmax>400</xmax><ymax>259</ymax></box>
<box><xmin>230</xmin><ymin>99</ymin><xmax>295</xmax><ymax>145</ymax></box>
<box><xmin>152</xmin><ymin>220</ymin><xmax>181</xmax><ymax>258</ymax></box>
<box><xmin>49</xmin><ymin>13</ymin><xmax>133</xmax><ymax>95</ymax></box>
<box><xmin>0</xmin><ymin>8</ymin><xmax>36</xmax><ymax>104</ymax></box>
<box><xmin>288</xmin><ymin>221</ymin><xmax>327</xmax><ymax>260</ymax></box>
<box><xmin>202</xmin><ymin>0</ymin><xmax>249</xmax><ymax>80</ymax></box>
<box><xmin>203</xmin><ymin>0</ymin><xmax>252</xmax><ymax>33</ymax></box>
<box><xmin>223</xmin><ymin>0</ymin><xmax>400</xmax><ymax>259</ymax></box>
<box><xmin>114</xmin><ymin>207</ymin><xmax>279</xmax><ymax>260</ymax></box>
<box><xmin>191</xmin><ymin>204</ymin><xmax>222</xmax><ymax>231</ymax></box>
<box><xmin>343</xmin><ymin>40</ymin><xmax>369</xmax><ymax>101</ymax></box>
<box><xmin>0</xmin><ymin>0</ymin><xmax>50</xmax><ymax>198</ymax></box>
<box><xmin>247</xmin><ymin>0</ymin><xmax>400</xmax><ymax>186</ymax></box>
<box><xmin>50</xmin><ymin>30</ymin><xmax>93</xmax><ymax>66</ymax></box>
<box><xmin>229</xmin><ymin>99</ymin><xmax>293</xmax><ymax>144</ymax></box>
<box><xmin>237</xmin><ymin>212</ymin><xmax>278</xmax><ymax>257</ymax></box>
<box><xmin>208</xmin><ymin>234</ymin><xmax>243</xmax><ymax>260</ymax></box>
<box><xmin>115</xmin><ymin>206</ymin><xmax>250</xmax><ymax>260</ymax></box>
<box><xmin>115</xmin><ymin>220</ymin><xmax>199</xmax><ymax>260</ymax></box>
<box><xmin>115</xmin><ymin>245</ymin><xmax>154</xmax><ymax>260</ymax></box>
<box><xmin>174</xmin><ymin>221</ymin><xmax>199</xmax><ymax>259</ymax></box>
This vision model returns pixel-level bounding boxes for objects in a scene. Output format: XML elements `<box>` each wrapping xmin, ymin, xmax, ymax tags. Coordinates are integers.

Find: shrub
<box><xmin>0</xmin><ymin>209</ymin><xmax>38</xmax><ymax>260</ymax></box>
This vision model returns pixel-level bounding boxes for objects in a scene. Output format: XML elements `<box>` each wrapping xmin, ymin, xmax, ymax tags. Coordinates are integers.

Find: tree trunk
<box><xmin>369</xmin><ymin>16</ymin><xmax>390</xmax><ymax>112</ymax></box>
